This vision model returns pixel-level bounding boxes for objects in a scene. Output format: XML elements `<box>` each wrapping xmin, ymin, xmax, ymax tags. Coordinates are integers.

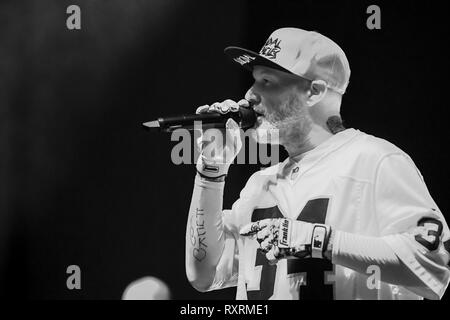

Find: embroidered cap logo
<box><xmin>233</xmin><ymin>54</ymin><xmax>256</xmax><ymax>66</ymax></box>
<box><xmin>259</xmin><ymin>37</ymin><xmax>281</xmax><ymax>59</ymax></box>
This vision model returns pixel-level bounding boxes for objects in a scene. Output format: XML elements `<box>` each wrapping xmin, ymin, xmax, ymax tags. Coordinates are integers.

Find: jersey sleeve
<box><xmin>375</xmin><ymin>153</ymin><xmax>450</xmax><ymax>299</ymax></box>
<box><xmin>207</xmin><ymin>172</ymin><xmax>260</xmax><ymax>291</ymax></box>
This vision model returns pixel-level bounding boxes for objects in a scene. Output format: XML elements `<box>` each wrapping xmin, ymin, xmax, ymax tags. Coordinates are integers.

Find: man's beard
<box><xmin>252</xmin><ymin>93</ymin><xmax>312</xmax><ymax>146</ymax></box>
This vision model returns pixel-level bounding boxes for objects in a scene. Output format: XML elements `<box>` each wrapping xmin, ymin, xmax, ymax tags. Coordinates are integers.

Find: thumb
<box><xmin>225</xmin><ymin>118</ymin><xmax>239</xmax><ymax>130</ymax></box>
<box><xmin>225</xmin><ymin>118</ymin><xmax>242</xmax><ymax>152</ymax></box>
<box><xmin>240</xmin><ymin>222</ymin><xmax>257</xmax><ymax>237</ymax></box>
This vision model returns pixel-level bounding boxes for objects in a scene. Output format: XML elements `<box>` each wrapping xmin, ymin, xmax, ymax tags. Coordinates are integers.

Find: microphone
<box><xmin>142</xmin><ymin>106</ymin><xmax>257</xmax><ymax>132</ymax></box>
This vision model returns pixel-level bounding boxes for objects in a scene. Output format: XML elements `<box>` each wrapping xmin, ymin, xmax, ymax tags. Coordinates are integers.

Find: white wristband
<box><xmin>196</xmin><ymin>155</ymin><xmax>230</xmax><ymax>178</ymax></box>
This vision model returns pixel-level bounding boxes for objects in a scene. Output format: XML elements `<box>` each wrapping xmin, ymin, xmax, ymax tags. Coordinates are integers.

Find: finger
<box><xmin>196</xmin><ymin>105</ymin><xmax>210</xmax><ymax>114</ymax></box>
<box><xmin>257</xmin><ymin>219</ymin><xmax>274</xmax><ymax>230</ymax></box>
<box><xmin>240</xmin><ymin>219</ymin><xmax>272</xmax><ymax>236</ymax></box>
<box><xmin>267</xmin><ymin>247</ymin><xmax>288</xmax><ymax>264</ymax></box>
<box><xmin>237</xmin><ymin>99</ymin><xmax>250</xmax><ymax>108</ymax></box>
<box><xmin>223</xmin><ymin>99</ymin><xmax>239</xmax><ymax>113</ymax></box>
<box><xmin>256</xmin><ymin>227</ymin><xmax>272</xmax><ymax>244</ymax></box>
<box><xmin>225</xmin><ymin>119</ymin><xmax>242</xmax><ymax>154</ymax></box>
<box><xmin>225</xmin><ymin>118</ymin><xmax>239</xmax><ymax>130</ymax></box>
<box><xmin>260</xmin><ymin>238</ymin><xmax>273</xmax><ymax>252</ymax></box>
<box><xmin>223</xmin><ymin>99</ymin><xmax>236</xmax><ymax>104</ymax></box>
<box><xmin>209</xmin><ymin>102</ymin><xmax>228</xmax><ymax>114</ymax></box>
<box><xmin>266</xmin><ymin>248</ymin><xmax>278</xmax><ymax>265</ymax></box>
<box><xmin>239</xmin><ymin>222</ymin><xmax>260</xmax><ymax>237</ymax></box>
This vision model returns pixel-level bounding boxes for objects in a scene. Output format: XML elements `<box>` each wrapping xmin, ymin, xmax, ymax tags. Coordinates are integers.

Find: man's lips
<box><xmin>255</xmin><ymin>114</ymin><xmax>266</xmax><ymax>126</ymax></box>
<box><xmin>253</xmin><ymin>109</ymin><xmax>265</xmax><ymax>117</ymax></box>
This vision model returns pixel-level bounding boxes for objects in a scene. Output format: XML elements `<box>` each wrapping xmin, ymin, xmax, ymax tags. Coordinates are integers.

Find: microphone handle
<box><xmin>158</xmin><ymin>113</ymin><xmax>234</xmax><ymax>130</ymax></box>
<box><xmin>148</xmin><ymin>106</ymin><xmax>256</xmax><ymax>132</ymax></box>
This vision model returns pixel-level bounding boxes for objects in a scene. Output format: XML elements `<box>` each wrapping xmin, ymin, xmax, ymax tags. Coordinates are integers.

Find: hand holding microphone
<box><xmin>195</xmin><ymin>99</ymin><xmax>249</xmax><ymax>181</ymax></box>
<box><xmin>142</xmin><ymin>98</ymin><xmax>256</xmax><ymax>180</ymax></box>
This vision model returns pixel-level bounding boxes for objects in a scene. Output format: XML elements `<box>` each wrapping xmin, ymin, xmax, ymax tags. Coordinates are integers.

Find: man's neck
<box><xmin>283</xmin><ymin>122</ymin><xmax>334</xmax><ymax>160</ymax></box>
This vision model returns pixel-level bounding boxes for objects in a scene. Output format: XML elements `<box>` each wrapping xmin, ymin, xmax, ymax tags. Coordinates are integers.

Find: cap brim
<box><xmin>224</xmin><ymin>46</ymin><xmax>294</xmax><ymax>75</ymax></box>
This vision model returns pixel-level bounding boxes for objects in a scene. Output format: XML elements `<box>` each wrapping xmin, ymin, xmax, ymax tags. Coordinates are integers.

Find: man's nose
<box><xmin>244</xmin><ymin>87</ymin><xmax>261</xmax><ymax>106</ymax></box>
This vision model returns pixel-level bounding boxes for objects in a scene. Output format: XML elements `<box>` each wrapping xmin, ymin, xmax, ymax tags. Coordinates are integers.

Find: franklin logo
<box><xmin>279</xmin><ymin>219</ymin><xmax>290</xmax><ymax>248</ymax></box>
<box><xmin>260</xmin><ymin>37</ymin><xmax>281</xmax><ymax>59</ymax></box>
<box><xmin>233</xmin><ymin>54</ymin><xmax>256</xmax><ymax>66</ymax></box>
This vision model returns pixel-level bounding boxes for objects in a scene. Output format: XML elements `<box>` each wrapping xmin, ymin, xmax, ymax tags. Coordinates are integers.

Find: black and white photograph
<box><xmin>0</xmin><ymin>0</ymin><xmax>449</xmax><ymax>307</ymax></box>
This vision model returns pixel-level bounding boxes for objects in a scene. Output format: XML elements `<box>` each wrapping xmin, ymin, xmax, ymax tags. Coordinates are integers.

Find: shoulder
<box><xmin>350</xmin><ymin>129</ymin><xmax>406</xmax><ymax>156</ymax></box>
<box><xmin>329</xmin><ymin>129</ymin><xmax>422</xmax><ymax>182</ymax></box>
<box><xmin>343</xmin><ymin>129</ymin><xmax>414</xmax><ymax>164</ymax></box>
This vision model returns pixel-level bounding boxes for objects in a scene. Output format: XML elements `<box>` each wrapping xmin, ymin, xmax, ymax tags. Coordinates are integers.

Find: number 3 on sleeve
<box><xmin>414</xmin><ymin>217</ymin><xmax>443</xmax><ymax>251</ymax></box>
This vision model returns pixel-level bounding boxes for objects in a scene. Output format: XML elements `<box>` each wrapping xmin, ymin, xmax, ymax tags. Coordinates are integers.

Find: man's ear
<box><xmin>306</xmin><ymin>80</ymin><xmax>328</xmax><ymax>107</ymax></box>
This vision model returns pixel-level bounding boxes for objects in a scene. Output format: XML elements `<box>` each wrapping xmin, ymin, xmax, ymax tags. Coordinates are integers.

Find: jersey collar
<box><xmin>276</xmin><ymin>128</ymin><xmax>362</xmax><ymax>179</ymax></box>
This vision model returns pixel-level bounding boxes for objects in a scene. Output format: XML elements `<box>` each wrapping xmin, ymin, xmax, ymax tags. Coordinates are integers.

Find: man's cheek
<box><xmin>262</xmin><ymin>97</ymin><xmax>279</xmax><ymax>114</ymax></box>
<box><xmin>266</xmin><ymin>110</ymin><xmax>284</xmax><ymax>123</ymax></box>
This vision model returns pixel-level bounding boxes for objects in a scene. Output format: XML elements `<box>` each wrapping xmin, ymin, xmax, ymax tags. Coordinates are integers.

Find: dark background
<box><xmin>0</xmin><ymin>0</ymin><xmax>449</xmax><ymax>300</ymax></box>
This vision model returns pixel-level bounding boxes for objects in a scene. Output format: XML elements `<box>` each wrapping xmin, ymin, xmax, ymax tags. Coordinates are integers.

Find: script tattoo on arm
<box><xmin>191</xmin><ymin>208</ymin><xmax>208</xmax><ymax>262</ymax></box>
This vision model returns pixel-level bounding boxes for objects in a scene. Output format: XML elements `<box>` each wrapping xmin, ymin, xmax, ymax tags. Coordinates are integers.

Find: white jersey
<box><xmin>209</xmin><ymin>128</ymin><xmax>450</xmax><ymax>300</ymax></box>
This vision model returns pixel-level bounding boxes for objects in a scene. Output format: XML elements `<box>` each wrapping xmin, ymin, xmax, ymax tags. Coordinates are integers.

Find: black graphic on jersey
<box><xmin>246</xmin><ymin>206</ymin><xmax>284</xmax><ymax>300</ymax></box>
<box><xmin>287</xmin><ymin>198</ymin><xmax>334</xmax><ymax>300</ymax></box>
<box><xmin>415</xmin><ymin>217</ymin><xmax>443</xmax><ymax>251</ymax></box>
<box><xmin>247</xmin><ymin>198</ymin><xmax>334</xmax><ymax>300</ymax></box>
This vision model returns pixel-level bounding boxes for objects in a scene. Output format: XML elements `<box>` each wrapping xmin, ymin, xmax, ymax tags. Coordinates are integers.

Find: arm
<box><xmin>329</xmin><ymin>153</ymin><xmax>450</xmax><ymax>299</ymax></box>
<box><xmin>242</xmin><ymin>153</ymin><xmax>450</xmax><ymax>299</ymax></box>
<box><xmin>327</xmin><ymin>223</ymin><xmax>450</xmax><ymax>299</ymax></box>
<box><xmin>185</xmin><ymin>99</ymin><xmax>246</xmax><ymax>292</ymax></box>
<box><xmin>185</xmin><ymin>175</ymin><xmax>227</xmax><ymax>291</ymax></box>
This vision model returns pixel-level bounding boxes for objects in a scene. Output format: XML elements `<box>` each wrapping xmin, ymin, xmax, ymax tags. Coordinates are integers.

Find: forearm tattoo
<box><xmin>190</xmin><ymin>208</ymin><xmax>208</xmax><ymax>262</ymax></box>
